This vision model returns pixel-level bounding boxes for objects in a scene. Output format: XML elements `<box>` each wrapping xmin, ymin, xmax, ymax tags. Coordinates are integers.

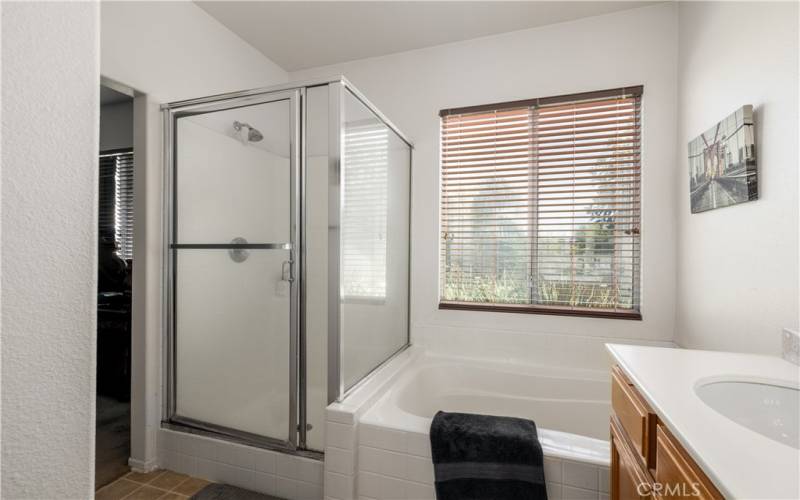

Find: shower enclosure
<box><xmin>161</xmin><ymin>77</ymin><xmax>411</xmax><ymax>454</ymax></box>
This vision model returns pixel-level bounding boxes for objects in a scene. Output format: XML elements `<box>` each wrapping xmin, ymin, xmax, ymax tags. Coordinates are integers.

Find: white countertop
<box><xmin>606</xmin><ymin>344</ymin><xmax>800</xmax><ymax>500</ymax></box>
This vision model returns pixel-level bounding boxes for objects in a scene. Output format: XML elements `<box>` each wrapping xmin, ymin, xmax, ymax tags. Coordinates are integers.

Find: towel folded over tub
<box><xmin>429</xmin><ymin>411</ymin><xmax>547</xmax><ymax>500</ymax></box>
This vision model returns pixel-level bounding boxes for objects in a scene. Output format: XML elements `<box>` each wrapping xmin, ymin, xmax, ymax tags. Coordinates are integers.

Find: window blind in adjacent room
<box><xmin>99</xmin><ymin>149</ymin><xmax>134</xmax><ymax>261</ymax></box>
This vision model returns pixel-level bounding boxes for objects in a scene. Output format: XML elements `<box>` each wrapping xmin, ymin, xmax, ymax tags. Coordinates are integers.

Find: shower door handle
<box><xmin>281</xmin><ymin>260</ymin><xmax>294</xmax><ymax>283</ymax></box>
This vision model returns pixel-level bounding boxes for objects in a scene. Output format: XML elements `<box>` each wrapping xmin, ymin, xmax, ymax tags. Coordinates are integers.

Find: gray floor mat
<box><xmin>190</xmin><ymin>483</ymin><xmax>284</xmax><ymax>500</ymax></box>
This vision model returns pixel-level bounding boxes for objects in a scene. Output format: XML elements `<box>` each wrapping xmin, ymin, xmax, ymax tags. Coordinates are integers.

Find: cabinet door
<box><xmin>654</xmin><ymin>425</ymin><xmax>723</xmax><ymax>500</ymax></box>
<box><xmin>612</xmin><ymin>417</ymin><xmax>654</xmax><ymax>500</ymax></box>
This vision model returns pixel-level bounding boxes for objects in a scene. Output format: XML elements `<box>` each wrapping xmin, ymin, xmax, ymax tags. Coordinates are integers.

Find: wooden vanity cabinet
<box><xmin>610</xmin><ymin>365</ymin><xmax>724</xmax><ymax>500</ymax></box>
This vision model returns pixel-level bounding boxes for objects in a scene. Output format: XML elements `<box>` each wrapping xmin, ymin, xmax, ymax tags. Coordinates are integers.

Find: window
<box><xmin>342</xmin><ymin>122</ymin><xmax>389</xmax><ymax>300</ymax></box>
<box><xmin>99</xmin><ymin>149</ymin><xmax>134</xmax><ymax>260</ymax></box>
<box><xmin>439</xmin><ymin>87</ymin><xmax>642</xmax><ymax>319</ymax></box>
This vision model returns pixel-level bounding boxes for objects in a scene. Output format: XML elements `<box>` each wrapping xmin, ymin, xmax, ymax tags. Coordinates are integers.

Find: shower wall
<box><xmin>176</xmin><ymin>119</ymin><xmax>290</xmax><ymax>241</ymax></box>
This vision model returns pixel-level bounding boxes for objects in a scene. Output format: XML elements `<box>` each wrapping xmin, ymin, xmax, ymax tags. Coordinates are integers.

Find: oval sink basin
<box><xmin>695</xmin><ymin>380</ymin><xmax>799</xmax><ymax>449</ymax></box>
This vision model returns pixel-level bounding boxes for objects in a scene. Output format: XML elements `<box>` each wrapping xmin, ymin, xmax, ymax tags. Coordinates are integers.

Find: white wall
<box><xmin>675</xmin><ymin>2</ymin><xmax>799</xmax><ymax>355</ymax></box>
<box><xmin>1</xmin><ymin>2</ymin><xmax>100</xmax><ymax>497</ymax></box>
<box><xmin>101</xmin><ymin>0</ymin><xmax>288</xmax><ymax>469</ymax></box>
<box><xmin>100</xmin><ymin>101</ymin><xmax>133</xmax><ymax>151</ymax></box>
<box><xmin>291</xmin><ymin>3</ymin><xmax>680</xmax><ymax>362</ymax></box>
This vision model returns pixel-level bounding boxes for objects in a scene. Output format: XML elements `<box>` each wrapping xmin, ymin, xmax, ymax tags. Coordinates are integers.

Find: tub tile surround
<box><xmin>157</xmin><ymin>429</ymin><xmax>323</xmax><ymax>499</ymax></box>
<box><xmin>355</xmin><ymin>423</ymin><xmax>609</xmax><ymax>500</ymax></box>
<box><xmin>322</xmin><ymin>346</ymin><xmax>613</xmax><ymax>499</ymax></box>
<box><xmin>323</xmin><ymin>348</ymin><xmax>419</xmax><ymax>500</ymax></box>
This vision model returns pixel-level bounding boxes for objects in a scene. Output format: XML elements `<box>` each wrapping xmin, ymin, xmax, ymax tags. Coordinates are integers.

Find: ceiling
<box><xmin>196</xmin><ymin>1</ymin><xmax>654</xmax><ymax>72</ymax></box>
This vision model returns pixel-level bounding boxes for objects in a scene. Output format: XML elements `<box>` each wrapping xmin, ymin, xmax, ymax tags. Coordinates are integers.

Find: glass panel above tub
<box><xmin>339</xmin><ymin>88</ymin><xmax>411</xmax><ymax>392</ymax></box>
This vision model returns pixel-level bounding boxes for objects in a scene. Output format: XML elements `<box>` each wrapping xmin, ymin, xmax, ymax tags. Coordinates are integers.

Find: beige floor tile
<box><xmin>96</xmin><ymin>479</ymin><xmax>141</xmax><ymax>500</ymax></box>
<box><xmin>124</xmin><ymin>485</ymin><xmax>168</xmax><ymax>500</ymax></box>
<box><xmin>150</xmin><ymin>471</ymin><xmax>188</xmax><ymax>491</ymax></box>
<box><xmin>172</xmin><ymin>477</ymin><xmax>210</xmax><ymax>496</ymax></box>
<box><xmin>125</xmin><ymin>470</ymin><xmax>165</xmax><ymax>484</ymax></box>
<box><xmin>157</xmin><ymin>493</ymin><xmax>188</xmax><ymax>500</ymax></box>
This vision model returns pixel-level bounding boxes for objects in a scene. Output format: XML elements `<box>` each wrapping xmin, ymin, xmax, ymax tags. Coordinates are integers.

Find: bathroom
<box><xmin>1</xmin><ymin>1</ymin><xmax>798</xmax><ymax>500</ymax></box>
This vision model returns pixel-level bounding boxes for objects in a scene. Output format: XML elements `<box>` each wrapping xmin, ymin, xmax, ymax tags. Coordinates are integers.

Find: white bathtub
<box><xmin>339</xmin><ymin>351</ymin><xmax>612</xmax><ymax>500</ymax></box>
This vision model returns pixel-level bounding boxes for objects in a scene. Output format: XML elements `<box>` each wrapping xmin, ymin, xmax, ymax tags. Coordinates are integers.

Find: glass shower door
<box><xmin>168</xmin><ymin>90</ymin><xmax>300</xmax><ymax>447</ymax></box>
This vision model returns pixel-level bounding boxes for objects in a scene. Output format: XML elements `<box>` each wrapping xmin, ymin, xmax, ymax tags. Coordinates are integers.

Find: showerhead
<box><xmin>247</xmin><ymin>126</ymin><xmax>263</xmax><ymax>142</ymax></box>
<box><xmin>233</xmin><ymin>120</ymin><xmax>263</xmax><ymax>143</ymax></box>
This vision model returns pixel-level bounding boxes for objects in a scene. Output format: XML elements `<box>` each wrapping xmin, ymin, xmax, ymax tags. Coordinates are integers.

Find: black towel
<box><xmin>429</xmin><ymin>411</ymin><xmax>547</xmax><ymax>500</ymax></box>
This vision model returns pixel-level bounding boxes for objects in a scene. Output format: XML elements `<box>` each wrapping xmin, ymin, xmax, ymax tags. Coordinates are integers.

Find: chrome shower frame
<box><xmin>161</xmin><ymin>76</ymin><xmax>413</xmax><ymax>455</ymax></box>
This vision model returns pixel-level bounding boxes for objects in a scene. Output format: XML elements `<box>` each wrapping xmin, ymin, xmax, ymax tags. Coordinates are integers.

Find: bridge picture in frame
<box><xmin>688</xmin><ymin>105</ymin><xmax>758</xmax><ymax>213</ymax></box>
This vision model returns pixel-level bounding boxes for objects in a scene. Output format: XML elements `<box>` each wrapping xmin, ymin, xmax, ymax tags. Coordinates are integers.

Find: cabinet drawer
<box><xmin>654</xmin><ymin>424</ymin><xmax>723</xmax><ymax>500</ymax></box>
<box><xmin>612</xmin><ymin>365</ymin><xmax>655</xmax><ymax>466</ymax></box>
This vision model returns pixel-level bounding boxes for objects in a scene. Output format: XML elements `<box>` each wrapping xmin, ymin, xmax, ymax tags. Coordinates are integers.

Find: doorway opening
<box><xmin>96</xmin><ymin>82</ymin><xmax>135</xmax><ymax>488</ymax></box>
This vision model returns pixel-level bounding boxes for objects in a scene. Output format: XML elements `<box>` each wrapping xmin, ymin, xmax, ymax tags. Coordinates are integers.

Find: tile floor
<box><xmin>96</xmin><ymin>469</ymin><xmax>211</xmax><ymax>500</ymax></box>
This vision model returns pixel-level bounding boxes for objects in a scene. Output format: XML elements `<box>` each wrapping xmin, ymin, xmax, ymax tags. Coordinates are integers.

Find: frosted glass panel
<box><xmin>341</xmin><ymin>90</ymin><xmax>410</xmax><ymax>390</ymax></box>
<box><xmin>175</xmin><ymin>249</ymin><xmax>290</xmax><ymax>439</ymax></box>
<box><xmin>176</xmin><ymin>99</ymin><xmax>291</xmax><ymax>244</ymax></box>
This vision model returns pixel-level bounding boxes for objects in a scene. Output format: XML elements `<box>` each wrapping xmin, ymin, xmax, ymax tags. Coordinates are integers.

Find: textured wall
<box><xmin>675</xmin><ymin>1</ymin><xmax>799</xmax><ymax>355</ymax></box>
<box><xmin>1</xmin><ymin>2</ymin><xmax>100</xmax><ymax>498</ymax></box>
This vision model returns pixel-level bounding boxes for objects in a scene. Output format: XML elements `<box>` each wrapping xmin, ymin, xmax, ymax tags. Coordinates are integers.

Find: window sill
<box><xmin>438</xmin><ymin>301</ymin><xmax>642</xmax><ymax>320</ymax></box>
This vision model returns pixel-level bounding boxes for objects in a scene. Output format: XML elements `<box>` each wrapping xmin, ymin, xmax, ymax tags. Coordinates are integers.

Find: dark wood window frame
<box><xmin>439</xmin><ymin>86</ymin><xmax>643</xmax><ymax>320</ymax></box>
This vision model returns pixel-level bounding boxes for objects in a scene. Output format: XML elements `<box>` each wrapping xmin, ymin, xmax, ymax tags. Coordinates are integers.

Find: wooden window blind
<box><xmin>99</xmin><ymin>149</ymin><xmax>134</xmax><ymax>261</ymax></box>
<box><xmin>439</xmin><ymin>87</ymin><xmax>642</xmax><ymax>319</ymax></box>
